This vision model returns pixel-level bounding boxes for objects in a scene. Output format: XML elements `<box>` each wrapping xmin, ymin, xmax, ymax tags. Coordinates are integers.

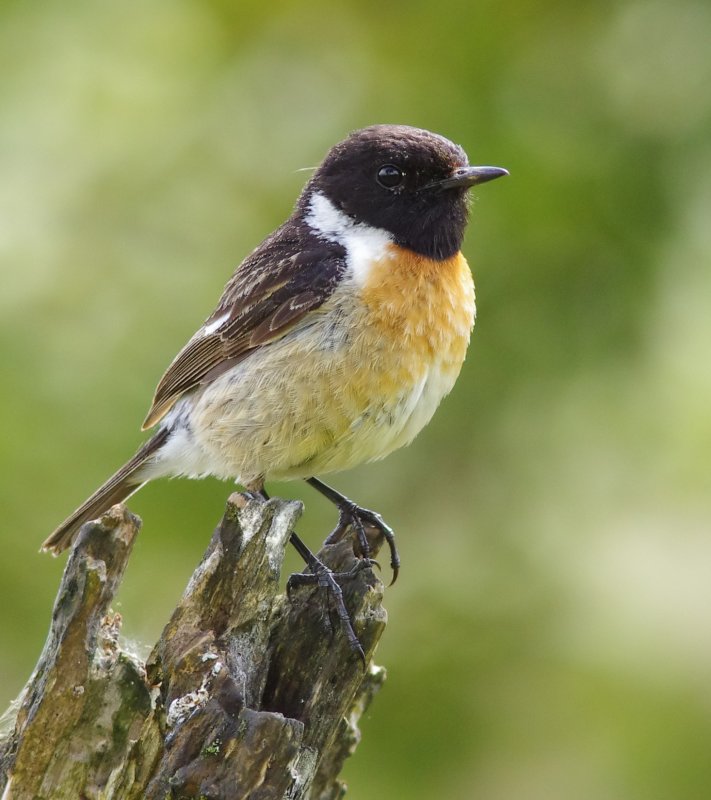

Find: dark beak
<box><xmin>426</xmin><ymin>165</ymin><xmax>509</xmax><ymax>191</ymax></box>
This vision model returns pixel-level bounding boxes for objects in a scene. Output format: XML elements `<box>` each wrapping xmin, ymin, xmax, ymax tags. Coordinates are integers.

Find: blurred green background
<box><xmin>2</xmin><ymin>0</ymin><xmax>711</xmax><ymax>797</ymax></box>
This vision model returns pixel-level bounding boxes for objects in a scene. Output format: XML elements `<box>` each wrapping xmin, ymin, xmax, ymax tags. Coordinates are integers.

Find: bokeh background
<box><xmin>2</xmin><ymin>1</ymin><xmax>711</xmax><ymax>797</ymax></box>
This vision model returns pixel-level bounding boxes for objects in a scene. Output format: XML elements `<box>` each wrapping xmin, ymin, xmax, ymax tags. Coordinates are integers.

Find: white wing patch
<box><xmin>201</xmin><ymin>312</ymin><xmax>230</xmax><ymax>337</ymax></box>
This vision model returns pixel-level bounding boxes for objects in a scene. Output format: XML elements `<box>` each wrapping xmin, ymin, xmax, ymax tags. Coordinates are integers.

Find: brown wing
<box><xmin>142</xmin><ymin>227</ymin><xmax>346</xmax><ymax>429</ymax></box>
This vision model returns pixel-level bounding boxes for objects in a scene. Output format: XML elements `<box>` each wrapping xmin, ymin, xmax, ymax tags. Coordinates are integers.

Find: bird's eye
<box><xmin>376</xmin><ymin>164</ymin><xmax>405</xmax><ymax>189</ymax></box>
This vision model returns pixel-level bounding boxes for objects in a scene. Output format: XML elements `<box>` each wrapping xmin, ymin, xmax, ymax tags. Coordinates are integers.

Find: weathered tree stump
<box><xmin>0</xmin><ymin>493</ymin><xmax>387</xmax><ymax>799</ymax></box>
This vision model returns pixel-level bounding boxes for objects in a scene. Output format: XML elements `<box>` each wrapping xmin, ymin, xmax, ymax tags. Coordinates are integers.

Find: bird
<box><xmin>43</xmin><ymin>124</ymin><xmax>507</xmax><ymax>648</ymax></box>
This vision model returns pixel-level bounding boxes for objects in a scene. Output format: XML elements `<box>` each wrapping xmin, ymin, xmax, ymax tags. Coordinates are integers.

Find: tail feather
<box><xmin>42</xmin><ymin>428</ymin><xmax>169</xmax><ymax>555</ymax></box>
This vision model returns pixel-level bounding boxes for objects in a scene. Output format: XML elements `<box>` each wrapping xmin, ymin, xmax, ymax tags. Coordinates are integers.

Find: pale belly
<box><xmin>270</xmin><ymin>355</ymin><xmax>463</xmax><ymax>479</ymax></box>
<box><xmin>176</xmin><ymin>321</ymin><xmax>463</xmax><ymax>483</ymax></box>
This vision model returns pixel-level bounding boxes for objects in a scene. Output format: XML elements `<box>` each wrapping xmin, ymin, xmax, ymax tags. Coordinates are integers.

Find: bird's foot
<box><xmin>327</xmin><ymin>501</ymin><xmax>399</xmax><ymax>586</ymax></box>
<box><xmin>287</xmin><ymin>550</ymin><xmax>375</xmax><ymax>665</ymax></box>
<box><xmin>306</xmin><ymin>478</ymin><xmax>400</xmax><ymax>585</ymax></box>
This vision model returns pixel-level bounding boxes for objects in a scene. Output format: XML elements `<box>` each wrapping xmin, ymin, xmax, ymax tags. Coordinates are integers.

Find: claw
<box><xmin>342</xmin><ymin>504</ymin><xmax>399</xmax><ymax>585</ymax></box>
<box><xmin>307</xmin><ymin>478</ymin><xmax>401</xmax><ymax>585</ymax></box>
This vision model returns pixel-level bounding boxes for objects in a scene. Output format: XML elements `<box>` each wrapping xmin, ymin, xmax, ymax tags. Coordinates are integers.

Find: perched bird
<box><xmin>43</xmin><ymin>124</ymin><xmax>506</xmax><ymax>642</ymax></box>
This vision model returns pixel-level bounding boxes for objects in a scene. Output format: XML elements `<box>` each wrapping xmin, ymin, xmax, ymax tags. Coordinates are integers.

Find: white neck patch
<box><xmin>305</xmin><ymin>192</ymin><xmax>393</xmax><ymax>287</ymax></box>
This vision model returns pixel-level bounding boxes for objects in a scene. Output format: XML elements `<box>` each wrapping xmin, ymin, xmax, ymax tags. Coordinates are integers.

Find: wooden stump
<box><xmin>0</xmin><ymin>493</ymin><xmax>387</xmax><ymax>799</ymax></box>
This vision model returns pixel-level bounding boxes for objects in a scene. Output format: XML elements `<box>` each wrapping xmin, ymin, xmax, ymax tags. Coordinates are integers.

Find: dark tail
<box><xmin>42</xmin><ymin>428</ymin><xmax>169</xmax><ymax>555</ymax></box>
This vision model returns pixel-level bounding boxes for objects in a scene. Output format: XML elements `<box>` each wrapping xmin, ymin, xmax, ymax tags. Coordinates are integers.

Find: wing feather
<box><xmin>142</xmin><ymin>225</ymin><xmax>346</xmax><ymax>429</ymax></box>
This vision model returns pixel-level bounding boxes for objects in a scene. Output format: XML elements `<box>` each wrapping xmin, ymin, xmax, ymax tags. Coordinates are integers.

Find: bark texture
<box><xmin>0</xmin><ymin>493</ymin><xmax>387</xmax><ymax>799</ymax></box>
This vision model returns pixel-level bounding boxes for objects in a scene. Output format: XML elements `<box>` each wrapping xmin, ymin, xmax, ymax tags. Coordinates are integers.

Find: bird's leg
<box><xmin>258</xmin><ymin>487</ymin><xmax>368</xmax><ymax>661</ymax></box>
<box><xmin>306</xmin><ymin>477</ymin><xmax>400</xmax><ymax>585</ymax></box>
<box><xmin>286</xmin><ymin>531</ymin><xmax>371</xmax><ymax>664</ymax></box>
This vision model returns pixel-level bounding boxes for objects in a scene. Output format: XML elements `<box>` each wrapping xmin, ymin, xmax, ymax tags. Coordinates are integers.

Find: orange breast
<box><xmin>359</xmin><ymin>244</ymin><xmax>476</xmax><ymax>366</ymax></box>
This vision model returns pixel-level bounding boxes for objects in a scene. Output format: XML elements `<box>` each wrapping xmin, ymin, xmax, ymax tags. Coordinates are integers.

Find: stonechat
<box><xmin>44</xmin><ymin>125</ymin><xmax>507</xmax><ymax>646</ymax></box>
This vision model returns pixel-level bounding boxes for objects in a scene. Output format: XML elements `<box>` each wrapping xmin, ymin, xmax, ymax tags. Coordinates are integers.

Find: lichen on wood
<box><xmin>0</xmin><ymin>493</ymin><xmax>387</xmax><ymax>799</ymax></box>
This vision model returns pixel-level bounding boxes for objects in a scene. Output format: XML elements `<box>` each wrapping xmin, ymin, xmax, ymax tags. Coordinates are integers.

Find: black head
<box><xmin>301</xmin><ymin>124</ymin><xmax>507</xmax><ymax>260</ymax></box>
